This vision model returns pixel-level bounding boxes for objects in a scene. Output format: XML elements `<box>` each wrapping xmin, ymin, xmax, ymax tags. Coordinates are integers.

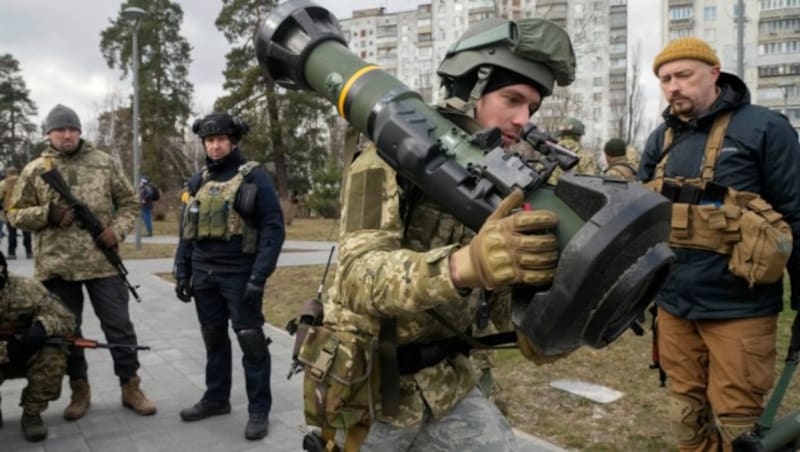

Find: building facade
<box><xmin>338</xmin><ymin>0</ymin><xmax>631</xmax><ymax>155</ymax></box>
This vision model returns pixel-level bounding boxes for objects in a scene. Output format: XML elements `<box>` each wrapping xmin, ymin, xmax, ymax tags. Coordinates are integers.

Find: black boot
<box><xmin>245</xmin><ymin>412</ymin><xmax>269</xmax><ymax>440</ymax></box>
<box><xmin>179</xmin><ymin>400</ymin><xmax>230</xmax><ymax>422</ymax></box>
<box><xmin>21</xmin><ymin>412</ymin><xmax>47</xmax><ymax>442</ymax></box>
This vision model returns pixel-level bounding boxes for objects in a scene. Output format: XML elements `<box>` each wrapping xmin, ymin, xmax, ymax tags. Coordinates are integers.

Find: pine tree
<box><xmin>0</xmin><ymin>54</ymin><xmax>38</xmax><ymax>168</ymax></box>
<box><xmin>213</xmin><ymin>0</ymin><xmax>335</xmax><ymax>199</ymax></box>
<box><xmin>100</xmin><ymin>0</ymin><xmax>194</xmax><ymax>188</ymax></box>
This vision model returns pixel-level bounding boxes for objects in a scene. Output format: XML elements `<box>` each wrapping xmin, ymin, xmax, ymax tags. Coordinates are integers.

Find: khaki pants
<box><xmin>657</xmin><ymin>307</ymin><xmax>778</xmax><ymax>452</ymax></box>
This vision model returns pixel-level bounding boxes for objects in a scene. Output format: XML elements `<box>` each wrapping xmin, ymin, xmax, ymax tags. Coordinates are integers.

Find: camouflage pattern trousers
<box><xmin>351</xmin><ymin>387</ymin><xmax>517</xmax><ymax>451</ymax></box>
<box><xmin>0</xmin><ymin>346</ymin><xmax>67</xmax><ymax>414</ymax></box>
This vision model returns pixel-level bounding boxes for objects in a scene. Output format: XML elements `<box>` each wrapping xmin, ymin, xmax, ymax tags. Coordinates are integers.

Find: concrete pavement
<box><xmin>0</xmin><ymin>235</ymin><xmax>566</xmax><ymax>451</ymax></box>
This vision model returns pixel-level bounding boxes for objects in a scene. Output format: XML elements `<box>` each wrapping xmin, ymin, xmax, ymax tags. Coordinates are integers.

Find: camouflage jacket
<box><xmin>0</xmin><ymin>274</ymin><xmax>75</xmax><ymax>364</ymax></box>
<box><xmin>603</xmin><ymin>155</ymin><xmax>637</xmax><ymax>181</ymax></box>
<box><xmin>6</xmin><ymin>141</ymin><xmax>139</xmax><ymax>281</ymax></box>
<box><xmin>327</xmin><ymin>142</ymin><xmax>515</xmax><ymax>428</ymax></box>
<box><xmin>548</xmin><ymin>135</ymin><xmax>597</xmax><ymax>184</ymax></box>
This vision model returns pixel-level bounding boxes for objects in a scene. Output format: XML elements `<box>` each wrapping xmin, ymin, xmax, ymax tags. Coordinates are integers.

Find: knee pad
<box><xmin>236</xmin><ymin>329</ymin><xmax>270</xmax><ymax>363</ymax></box>
<box><xmin>201</xmin><ymin>327</ymin><xmax>229</xmax><ymax>351</ymax></box>
<box><xmin>716</xmin><ymin>414</ymin><xmax>759</xmax><ymax>444</ymax></box>
<box><xmin>668</xmin><ymin>393</ymin><xmax>713</xmax><ymax>445</ymax></box>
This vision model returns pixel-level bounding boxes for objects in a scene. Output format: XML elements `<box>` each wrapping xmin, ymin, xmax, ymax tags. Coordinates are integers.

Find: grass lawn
<box><xmin>150</xmin><ymin>218</ymin><xmax>800</xmax><ymax>450</ymax></box>
<box><xmin>148</xmin><ymin>217</ymin><xmax>339</xmax><ymax>242</ymax></box>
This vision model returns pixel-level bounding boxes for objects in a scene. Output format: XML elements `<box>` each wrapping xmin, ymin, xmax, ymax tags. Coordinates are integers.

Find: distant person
<box><xmin>548</xmin><ymin>116</ymin><xmax>598</xmax><ymax>184</ymax></box>
<box><xmin>6</xmin><ymin>103</ymin><xmax>156</xmax><ymax>421</ymax></box>
<box><xmin>0</xmin><ymin>167</ymin><xmax>33</xmax><ymax>259</ymax></box>
<box><xmin>0</xmin><ymin>250</ymin><xmax>76</xmax><ymax>442</ymax></box>
<box><xmin>174</xmin><ymin>112</ymin><xmax>285</xmax><ymax>440</ymax></box>
<box><xmin>639</xmin><ymin>37</ymin><xmax>800</xmax><ymax>450</ymax></box>
<box><xmin>138</xmin><ymin>176</ymin><xmax>159</xmax><ymax>237</ymax></box>
<box><xmin>602</xmin><ymin>138</ymin><xmax>636</xmax><ymax>181</ymax></box>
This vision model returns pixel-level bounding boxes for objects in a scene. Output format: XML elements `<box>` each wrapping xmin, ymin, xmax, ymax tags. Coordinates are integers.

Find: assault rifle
<box><xmin>0</xmin><ymin>329</ymin><xmax>150</xmax><ymax>351</ymax></box>
<box><xmin>40</xmin><ymin>168</ymin><xmax>141</xmax><ymax>302</ymax></box>
<box><xmin>285</xmin><ymin>245</ymin><xmax>336</xmax><ymax>380</ymax></box>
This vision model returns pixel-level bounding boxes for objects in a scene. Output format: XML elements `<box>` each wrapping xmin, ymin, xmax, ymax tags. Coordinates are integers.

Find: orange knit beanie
<box><xmin>652</xmin><ymin>37</ymin><xmax>720</xmax><ymax>75</ymax></box>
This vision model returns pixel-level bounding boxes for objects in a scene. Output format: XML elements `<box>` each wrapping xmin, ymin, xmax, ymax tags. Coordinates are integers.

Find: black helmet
<box><xmin>192</xmin><ymin>112</ymin><xmax>249</xmax><ymax>143</ymax></box>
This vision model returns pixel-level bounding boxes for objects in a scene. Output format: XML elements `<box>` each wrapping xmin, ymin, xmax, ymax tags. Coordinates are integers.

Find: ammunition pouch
<box><xmin>649</xmin><ymin>178</ymin><xmax>792</xmax><ymax>287</ymax></box>
<box><xmin>298</xmin><ymin>326</ymin><xmax>379</xmax><ymax>430</ymax></box>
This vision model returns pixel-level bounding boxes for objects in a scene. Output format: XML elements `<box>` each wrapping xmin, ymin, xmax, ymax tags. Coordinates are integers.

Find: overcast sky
<box><xmin>2</xmin><ymin>0</ymin><xmax>661</xmax><ymax>137</ymax></box>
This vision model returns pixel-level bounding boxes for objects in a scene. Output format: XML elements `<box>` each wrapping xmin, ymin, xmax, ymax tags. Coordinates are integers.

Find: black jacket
<box><xmin>174</xmin><ymin>147</ymin><xmax>285</xmax><ymax>286</ymax></box>
<box><xmin>638</xmin><ymin>72</ymin><xmax>800</xmax><ymax>319</ymax></box>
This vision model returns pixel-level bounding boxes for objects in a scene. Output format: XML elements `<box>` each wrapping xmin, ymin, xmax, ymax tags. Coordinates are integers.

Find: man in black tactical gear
<box><xmin>173</xmin><ymin>112</ymin><xmax>285</xmax><ymax>440</ymax></box>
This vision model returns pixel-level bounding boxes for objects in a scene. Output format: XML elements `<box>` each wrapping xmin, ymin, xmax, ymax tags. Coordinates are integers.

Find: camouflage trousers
<box><xmin>0</xmin><ymin>346</ymin><xmax>68</xmax><ymax>414</ymax></box>
<box><xmin>350</xmin><ymin>387</ymin><xmax>517</xmax><ymax>451</ymax></box>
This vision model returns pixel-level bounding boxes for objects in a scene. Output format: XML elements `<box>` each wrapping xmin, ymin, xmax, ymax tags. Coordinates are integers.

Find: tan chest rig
<box><xmin>645</xmin><ymin>112</ymin><xmax>792</xmax><ymax>286</ymax></box>
<box><xmin>181</xmin><ymin>161</ymin><xmax>260</xmax><ymax>253</ymax></box>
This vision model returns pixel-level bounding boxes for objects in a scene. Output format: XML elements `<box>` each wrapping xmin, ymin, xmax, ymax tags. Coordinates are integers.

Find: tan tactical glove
<box><xmin>450</xmin><ymin>189</ymin><xmax>559</xmax><ymax>289</ymax></box>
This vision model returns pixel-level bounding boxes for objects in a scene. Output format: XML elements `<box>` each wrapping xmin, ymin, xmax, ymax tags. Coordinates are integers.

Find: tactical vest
<box><xmin>645</xmin><ymin>111</ymin><xmax>792</xmax><ymax>286</ymax></box>
<box><xmin>182</xmin><ymin>161</ymin><xmax>260</xmax><ymax>253</ymax></box>
<box><xmin>603</xmin><ymin>160</ymin><xmax>636</xmax><ymax>181</ymax></box>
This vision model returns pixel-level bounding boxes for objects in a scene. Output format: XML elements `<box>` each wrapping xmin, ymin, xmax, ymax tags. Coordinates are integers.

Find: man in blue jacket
<box><xmin>639</xmin><ymin>37</ymin><xmax>800</xmax><ymax>451</ymax></box>
<box><xmin>173</xmin><ymin>112</ymin><xmax>285</xmax><ymax>440</ymax></box>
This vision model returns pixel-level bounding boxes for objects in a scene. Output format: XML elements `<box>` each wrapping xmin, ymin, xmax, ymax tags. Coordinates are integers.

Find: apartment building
<box><xmin>663</xmin><ymin>0</ymin><xmax>800</xmax><ymax>130</ymax></box>
<box><xmin>534</xmin><ymin>0</ymin><xmax>630</xmax><ymax>152</ymax></box>
<box><xmin>338</xmin><ymin>0</ymin><xmax>630</xmax><ymax>150</ymax></box>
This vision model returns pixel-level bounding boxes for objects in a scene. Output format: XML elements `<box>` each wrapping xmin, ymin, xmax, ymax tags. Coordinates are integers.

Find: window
<box><xmin>704</xmin><ymin>27</ymin><xmax>716</xmax><ymax>41</ymax></box>
<box><xmin>704</xmin><ymin>6</ymin><xmax>716</xmax><ymax>21</ymax></box>
<box><xmin>669</xmin><ymin>6</ymin><xmax>693</xmax><ymax>20</ymax></box>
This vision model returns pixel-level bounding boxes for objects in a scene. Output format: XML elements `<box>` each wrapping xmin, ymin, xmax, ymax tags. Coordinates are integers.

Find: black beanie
<box><xmin>45</xmin><ymin>104</ymin><xmax>82</xmax><ymax>133</ymax></box>
<box><xmin>604</xmin><ymin>138</ymin><xmax>627</xmax><ymax>157</ymax></box>
<box><xmin>483</xmin><ymin>67</ymin><xmax>543</xmax><ymax>95</ymax></box>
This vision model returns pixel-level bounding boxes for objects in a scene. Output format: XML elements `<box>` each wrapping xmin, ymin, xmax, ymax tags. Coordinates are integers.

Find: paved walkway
<box><xmin>0</xmin><ymin>235</ymin><xmax>566</xmax><ymax>451</ymax></box>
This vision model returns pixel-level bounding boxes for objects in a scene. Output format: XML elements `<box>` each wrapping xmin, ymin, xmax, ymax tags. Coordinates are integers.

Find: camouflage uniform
<box><xmin>326</xmin><ymin>141</ymin><xmax>516</xmax><ymax>449</ymax></box>
<box><xmin>6</xmin><ymin>140</ymin><xmax>143</xmax><ymax>381</ymax></box>
<box><xmin>6</xmin><ymin>141</ymin><xmax>139</xmax><ymax>281</ymax></box>
<box><xmin>547</xmin><ymin>135</ymin><xmax>598</xmax><ymax>184</ymax></box>
<box><xmin>603</xmin><ymin>155</ymin><xmax>637</xmax><ymax>181</ymax></box>
<box><xmin>0</xmin><ymin>274</ymin><xmax>75</xmax><ymax>415</ymax></box>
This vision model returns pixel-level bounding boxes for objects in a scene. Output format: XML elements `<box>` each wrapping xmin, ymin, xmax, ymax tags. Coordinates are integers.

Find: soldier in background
<box><xmin>0</xmin><ymin>167</ymin><xmax>33</xmax><ymax>259</ymax></box>
<box><xmin>6</xmin><ymin>104</ymin><xmax>156</xmax><ymax>421</ymax></box>
<box><xmin>0</xmin><ymin>250</ymin><xmax>75</xmax><ymax>441</ymax></box>
<box><xmin>547</xmin><ymin>117</ymin><xmax>598</xmax><ymax>184</ymax></box>
<box><xmin>174</xmin><ymin>112</ymin><xmax>285</xmax><ymax>440</ymax></box>
<box><xmin>602</xmin><ymin>138</ymin><xmax>637</xmax><ymax>181</ymax></box>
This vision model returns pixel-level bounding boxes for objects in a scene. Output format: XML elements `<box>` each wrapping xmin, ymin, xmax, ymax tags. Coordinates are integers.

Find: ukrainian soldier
<box><xmin>305</xmin><ymin>18</ymin><xmax>575</xmax><ymax>450</ymax></box>
<box><xmin>0</xmin><ymin>251</ymin><xmax>75</xmax><ymax>441</ymax></box>
<box><xmin>6</xmin><ymin>104</ymin><xmax>156</xmax><ymax>420</ymax></box>
<box><xmin>173</xmin><ymin>112</ymin><xmax>285</xmax><ymax>440</ymax></box>
<box><xmin>547</xmin><ymin>117</ymin><xmax>597</xmax><ymax>184</ymax></box>
<box><xmin>639</xmin><ymin>37</ymin><xmax>800</xmax><ymax>450</ymax></box>
<box><xmin>602</xmin><ymin>138</ymin><xmax>636</xmax><ymax>181</ymax></box>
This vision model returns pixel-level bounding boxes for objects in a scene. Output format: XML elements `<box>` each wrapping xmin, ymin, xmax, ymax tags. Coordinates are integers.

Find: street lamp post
<box><xmin>122</xmin><ymin>6</ymin><xmax>146</xmax><ymax>250</ymax></box>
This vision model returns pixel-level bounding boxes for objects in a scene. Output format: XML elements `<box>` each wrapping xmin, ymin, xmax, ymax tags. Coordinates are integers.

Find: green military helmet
<box><xmin>558</xmin><ymin>117</ymin><xmax>585</xmax><ymax>137</ymax></box>
<box><xmin>437</xmin><ymin>17</ymin><xmax>576</xmax><ymax>99</ymax></box>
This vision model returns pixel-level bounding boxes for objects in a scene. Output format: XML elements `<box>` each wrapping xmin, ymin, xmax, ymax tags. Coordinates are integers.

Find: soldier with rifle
<box><xmin>6</xmin><ymin>104</ymin><xmax>156</xmax><ymax>421</ymax></box>
<box><xmin>0</xmin><ymin>250</ymin><xmax>75</xmax><ymax>442</ymax></box>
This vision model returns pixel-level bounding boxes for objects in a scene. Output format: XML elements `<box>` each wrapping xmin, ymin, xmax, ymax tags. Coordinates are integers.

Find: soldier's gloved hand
<box><xmin>97</xmin><ymin>227</ymin><xmax>118</xmax><ymax>249</ymax></box>
<box><xmin>175</xmin><ymin>279</ymin><xmax>193</xmax><ymax>303</ymax></box>
<box><xmin>450</xmin><ymin>189</ymin><xmax>559</xmax><ymax>289</ymax></box>
<box><xmin>48</xmin><ymin>203</ymin><xmax>75</xmax><ymax>228</ymax></box>
<box><xmin>20</xmin><ymin>322</ymin><xmax>48</xmax><ymax>351</ymax></box>
<box><xmin>244</xmin><ymin>280</ymin><xmax>265</xmax><ymax>308</ymax></box>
